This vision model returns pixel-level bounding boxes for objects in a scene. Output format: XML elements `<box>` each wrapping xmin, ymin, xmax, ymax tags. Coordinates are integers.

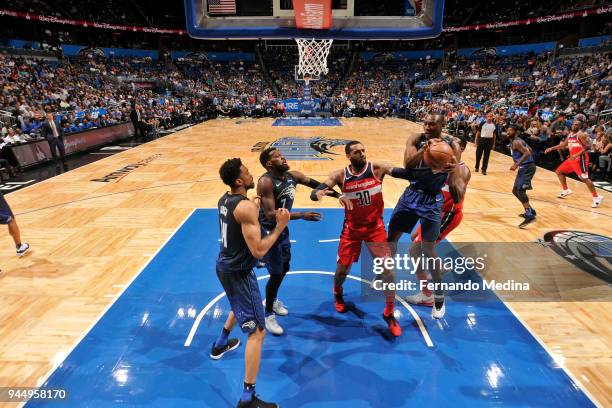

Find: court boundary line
<box><xmin>501</xmin><ymin>300</ymin><xmax>602</xmax><ymax>408</ymax></box>
<box><xmin>16</xmin><ymin>208</ymin><xmax>601</xmax><ymax>406</ymax></box>
<box><xmin>444</xmin><ymin>237</ymin><xmax>602</xmax><ymax>408</ymax></box>
<box><xmin>18</xmin><ymin>208</ymin><xmax>197</xmax><ymax>408</ymax></box>
<box><xmin>184</xmin><ymin>270</ymin><xmax>434</xmax><ymax>348</ymax></box>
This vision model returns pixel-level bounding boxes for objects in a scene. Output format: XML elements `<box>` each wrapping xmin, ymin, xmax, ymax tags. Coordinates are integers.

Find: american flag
<box><xmin>208</xmin><ymin>0</ymin><xmax>237</xmax><ymax>14</ymax></box>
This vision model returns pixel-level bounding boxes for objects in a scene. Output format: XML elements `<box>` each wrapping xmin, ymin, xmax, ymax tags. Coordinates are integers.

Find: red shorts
<box><xmin>557</xmin><ymin>156</ymin><xmax>589</xmax><ymax>179</ymax></box>
<box><xmin>337</xmin><ymin>220</ymin><xmax>390</xmax><ymax>267</ymax></box>
<box><xmin>414</xmin><ymin>210</ymin><xmax>463</xmax><ymax>244</ymax></box>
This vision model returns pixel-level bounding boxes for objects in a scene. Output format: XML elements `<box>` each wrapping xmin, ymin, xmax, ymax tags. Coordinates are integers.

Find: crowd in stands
<box><xmin>1</xmin><ymin>34</ymin><xmax>611</xmax><ymax>180</ymax></box>
<box><xmin>260</xmin><ymin>46</ymin><xmax>348</xmax><ymax>101</ymax></box>
<box><xmin>408</xmin><ymin>52</ymin><xmax>612</xmax><ymax>179</ymax></box>
<box><xmin>332</xmin><ymin>57</ymin><xmax>437</xmax><ymax>117</ymax></box>
<box><xmin>0</xmin><ymin>52</ymin><xmax>222</xmax><ymax>175</ymax></box>
<box><xmin>0</xmin><ymin>49</ymin><xmax>286</xmax><ymax>157</ymax></box>
<box><xmin>175</xmin><ymin>54</ymin><xmax>279</xmax><ymax>117</ymax></box>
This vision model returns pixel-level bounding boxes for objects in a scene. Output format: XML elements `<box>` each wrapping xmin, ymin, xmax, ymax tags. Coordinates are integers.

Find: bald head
<box><xmin>423</xmin><ymin>113</ymin><xmax>445</xmax><ymax>138</ymax></box>
<box><xmin>425</xmin><ymin>113</ymin><xmax>446</xmax><ymax>126</ymax></box>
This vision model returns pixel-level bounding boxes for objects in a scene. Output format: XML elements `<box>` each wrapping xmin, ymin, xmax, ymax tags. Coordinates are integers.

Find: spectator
<box><xmin>40</xmin><ymin>112</ymin><xmax>67</xmax><ymax>167</ymax></box>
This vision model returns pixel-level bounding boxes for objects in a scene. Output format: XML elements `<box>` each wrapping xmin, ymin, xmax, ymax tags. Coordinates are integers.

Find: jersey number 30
<box><xmin>355</xmin><ymin>191</ymin><xmax>371</xmax><ymax>206</ymax></box>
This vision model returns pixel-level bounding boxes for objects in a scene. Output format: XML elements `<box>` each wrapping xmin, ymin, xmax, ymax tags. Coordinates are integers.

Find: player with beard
<box><xmin>310</xmin><ymin>141</ymin><xmax>421</xmax><ymax>337</ymax></box>
<box><xmin>258</xmin><ymin>147</ymin><xmax>339</xmax><ymax>335</ymax></box>
<box><xmin>388</xmin><ymin>114</ymin><xmax>461</xmax><ymax>319</ymax></box>
<box><xmin>215</xmin><ymin>158</ymin><xmax>290</xmax><ymax>408</ymax></box>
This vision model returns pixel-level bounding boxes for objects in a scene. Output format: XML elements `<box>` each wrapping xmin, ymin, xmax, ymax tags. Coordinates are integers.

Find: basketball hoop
<box><xmin>295</xmin><ymin>38</ymin><xmax>333</xmax><ymax>81</ymax></box>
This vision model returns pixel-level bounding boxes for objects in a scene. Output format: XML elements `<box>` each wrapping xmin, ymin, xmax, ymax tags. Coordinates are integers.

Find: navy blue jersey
<box><xmin>511</xmin><ymin>139</ymin><xmax>534</xmax><ymax>166</ymax></box>
<box><xmin>217</xmin><ymin>193</ymin><xmax>257</xmax><ymax>273</ymax></box>
<box><xmin>259</xmin><ymin>171</ymin><xmax>297</xmax><ymax>229</ymax></box>
<box><xmin>408</xmin><ymin>134</ymin><xmax>449</xmax><ymax>193</ymax></box>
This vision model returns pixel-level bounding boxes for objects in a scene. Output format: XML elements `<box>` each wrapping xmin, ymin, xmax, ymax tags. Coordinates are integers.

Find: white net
<box><xmin>295</xmin><ymin>38</ymin><xmax>333</xmax><ymax>79</ymax></box>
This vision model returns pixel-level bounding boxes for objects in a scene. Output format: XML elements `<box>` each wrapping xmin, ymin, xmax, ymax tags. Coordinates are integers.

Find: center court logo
<box><xmin>251</xmin><ymin>137</ymin><xmax>351</xmax><ymax>161</ymax></box>
<box><xmin>541</xmin><ymin>231</ymin><xmax>612</xmax><ymax>283</ymax></box>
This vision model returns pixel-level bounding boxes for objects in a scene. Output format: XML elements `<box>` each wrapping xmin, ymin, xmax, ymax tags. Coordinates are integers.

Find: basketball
<box><xmin>424</xmin><ymin>141</ymin><xmax>454</xmax><ymax>169</ymax></box>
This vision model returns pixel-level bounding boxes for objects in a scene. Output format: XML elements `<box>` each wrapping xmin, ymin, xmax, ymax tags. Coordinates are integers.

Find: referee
<box><xmin>475</xmin><ymin>113</ymin><xmax>497</xmax><ymax>175</ymax></box>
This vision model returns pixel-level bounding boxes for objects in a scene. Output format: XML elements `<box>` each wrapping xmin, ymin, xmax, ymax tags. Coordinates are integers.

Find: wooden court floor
<box><xmin>0</xmin><ymin>118</ymin><xmax>610</xmax><ymax>406</ymax></box>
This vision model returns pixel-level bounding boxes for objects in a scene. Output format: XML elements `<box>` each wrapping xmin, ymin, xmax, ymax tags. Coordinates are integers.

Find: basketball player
<box><xmin>215</xmin><ymin>158</ymin><xmax>290</xmax><ymax>408</ymax></box>
<box><xmin>404</xmin><ymin>137</ymin><xmax>470</xmax><ymax>306</ymax></box>
<box><xmin>258</xmin><ymin>147</ymin><xmax>338</xmax><ymax>335</ymax></box>
<box><xmin>544</xmin><ymin>118</ymin><xmax>604</xmax><ymax>208</ymax></box>
<box><xmin>507</xmin><ymin>125</ymin><xmax>538</xmax><ymax>228</ymax></box>
<box><xmin>0</xmin><ymin>191</ymin><xmax>30</xmax><ymax>256</ymax></box>
<box><xmin>388</xmin><ymin>114</ymin><xmax>461</xmax><ymax>319</ymax></box>
<box><xmin>311</xmin><ymin>141</ymin><xmax>417</xmax><ymax>337</ymax></box>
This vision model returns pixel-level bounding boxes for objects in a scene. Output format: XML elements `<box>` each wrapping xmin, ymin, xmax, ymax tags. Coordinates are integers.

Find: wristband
<box><xmin>310</xmin><ymin>183</ymin><xmax>329</xmax><ymax>201</ymax></box>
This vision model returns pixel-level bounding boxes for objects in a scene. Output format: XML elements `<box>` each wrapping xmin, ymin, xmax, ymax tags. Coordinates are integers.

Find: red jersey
<box><xmin>441</xmin><ymin>183</ymin><xmax>463</xmax><ymax>213</ymax></box>
<box><xmin>567</xmin><ymin>132</ymin><xmax>587</xmax><ymax>158</ymax></box>
<box><xmin>341</xmin><ymin>162</ymin><xmax>384</xmax><ymax>227</ymax></box>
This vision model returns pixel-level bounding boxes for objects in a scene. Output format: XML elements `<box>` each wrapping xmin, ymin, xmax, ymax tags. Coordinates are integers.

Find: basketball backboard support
<box><xmin>184</xmin><ymin>0</ymin><xmax>445</xmax><ymax>40</ymax></box>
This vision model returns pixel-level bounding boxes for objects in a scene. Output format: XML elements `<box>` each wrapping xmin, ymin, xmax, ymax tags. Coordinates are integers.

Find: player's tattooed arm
<box><xmin>403</xmin><ymin>133</ymin><xmax>425</xmax><ymax>169</ymax></box>
<box><xmin>236</xmin><ymin>200</ymin><xmax>290</xmax><ymax>259</ymax></box>
<box><xmin>290</xmin><ymin>170</ymin><xmax>341</xmax><ymax>198</ymax></box>
<box><xmin>310</xmin><ymin>169</ymin><xmax>344</xmax><ymax>201</ymax></box>
<box><xmin>257</xmin><ymin>176</ymin><xmax>277</xmax><ymax>223</ymax></box>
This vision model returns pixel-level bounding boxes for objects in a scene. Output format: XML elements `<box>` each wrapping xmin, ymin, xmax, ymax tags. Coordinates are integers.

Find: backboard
<box><xmin>184</xmin><ymin>0</ymin><xmax>445</xmax><ymax>40</ymax></box>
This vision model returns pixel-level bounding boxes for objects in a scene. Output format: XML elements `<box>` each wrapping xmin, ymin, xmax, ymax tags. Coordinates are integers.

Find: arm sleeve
<box><xmin>307</xmin><ymin>178</ymin><xmax>341</xmax><ymax>198</ymax></box>
<box><xmin>390</xmin><ymin>167</ymin><xmax>417</xmax><ymax>181</ymax></box>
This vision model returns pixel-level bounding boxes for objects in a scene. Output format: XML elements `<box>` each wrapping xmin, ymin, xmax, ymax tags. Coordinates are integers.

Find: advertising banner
<box><xmin>10</xmin><ymin>123</ymin><xmax>134</xmax><ymax>167</ymax></box>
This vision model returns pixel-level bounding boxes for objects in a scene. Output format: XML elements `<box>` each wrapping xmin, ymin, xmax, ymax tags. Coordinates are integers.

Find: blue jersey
<box><xmin>259</xmin><ymin>171</ymin><xmax>297</xmax><ymax>230</ymax></box>
<box><xmin>217</xmin><ymin>193</ymin><xmax>257</xmax><ymax>273</ymax></box>
<box><xmin>408</xmin><ymin>134</ymin><xmax>449</xmax><ymax>193</ymax></box>
<box><xmin>511</xmin><ymin>139</ymin><xmax>534</xmax><ymax>166</ymax></box>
